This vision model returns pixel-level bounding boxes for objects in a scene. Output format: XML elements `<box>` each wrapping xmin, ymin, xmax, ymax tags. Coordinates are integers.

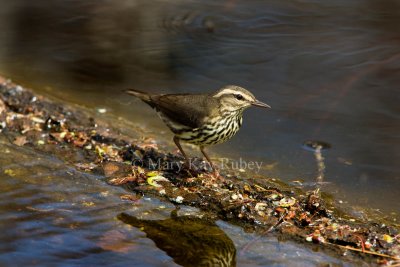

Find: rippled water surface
<box><xmin>0</xmin><ymin>0</ymin><xmax>399</xmax><ymax>264</ymax></box>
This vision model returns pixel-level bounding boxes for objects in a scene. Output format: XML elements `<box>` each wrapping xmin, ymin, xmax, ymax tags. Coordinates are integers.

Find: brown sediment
<box><xmin>0</xmin><ymin>76</ymin><xmax>399</xmax><ymax>265</ymax></box>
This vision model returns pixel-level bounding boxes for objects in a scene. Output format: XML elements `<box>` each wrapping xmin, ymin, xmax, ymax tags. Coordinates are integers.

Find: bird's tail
<box><xmin>124</xmin><ymin>89</ymin><xmax>151</xmax><ymax>102</ymax></box>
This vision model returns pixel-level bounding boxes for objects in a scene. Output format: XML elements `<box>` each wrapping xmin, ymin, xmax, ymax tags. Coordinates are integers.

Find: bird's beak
<box><xmin>252</xmin><ymin>100</ymin><xmax>271</xmax><ymax>108</ymax></box>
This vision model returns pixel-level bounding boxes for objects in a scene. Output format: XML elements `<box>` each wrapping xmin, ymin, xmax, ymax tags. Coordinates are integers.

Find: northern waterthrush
<box><xmin>125</xmin><ymin>85</ymin><xmax>270</xmax><ymax>174</ymax></box>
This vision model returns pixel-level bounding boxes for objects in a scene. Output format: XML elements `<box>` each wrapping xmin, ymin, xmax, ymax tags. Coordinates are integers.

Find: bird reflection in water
<box><xmin>117</xmin><ymin>210</ymin><xmax>236</xmax><ymax>267</ymax></box>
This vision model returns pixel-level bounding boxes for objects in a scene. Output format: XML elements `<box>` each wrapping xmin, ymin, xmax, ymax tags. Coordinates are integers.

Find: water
<box><xmin>0</xmin><ymin>0</ymin><xmax>399</xmax><ymax>264</ymax></box>
<box><xmin>0</xmin><ymin>135</ymin><xmax>354</xmax><ymax>266</ymax></box>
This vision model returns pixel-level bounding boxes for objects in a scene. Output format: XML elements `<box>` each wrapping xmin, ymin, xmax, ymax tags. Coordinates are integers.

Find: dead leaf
<box><xmin>75</xmin><ymin>162</ymin><xmax>98</xmax><ymax>171</ymax></box>
<box><xmin>103</xmin><ymin>162</ymin><xmax>121</xmax><ymax>177</ymax></box>
<box><xmin>108</xmin><ymin>176</ymin><xmax>137</xmax><ymax>185</ymax></box>
<box><xmin>13</xmin><ymin>136</ymin><xmax>28</xmax><ymax>146</ymax></box>
<box><xmin>0</xmin><ymin>99</ymin><xmax>6</xmax><ymax>115</ymax></box>
<box><xmin>0</xmin><ymin>75</ymin><xmax>6</xmax><ymax>84</ymax></box>
<box><xmin>120</xmin><ymin>194</ymin><xmax>141</xmax><ymax>202</ymax></box>
<box><xmin>50</xmin><ymin>132</ymin><xmax>65</xmax><ymax>142</ymax></box>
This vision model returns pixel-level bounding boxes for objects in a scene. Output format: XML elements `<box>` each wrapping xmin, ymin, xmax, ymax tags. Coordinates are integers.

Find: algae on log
<box><xmin>0</xmin><ymin>76</ymin><xmax>399</xmax><ymax>265</ymax></box>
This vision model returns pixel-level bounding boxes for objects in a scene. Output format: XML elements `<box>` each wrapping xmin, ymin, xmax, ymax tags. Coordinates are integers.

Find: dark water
<box><xmin>0</xmin><ymin>0</ymin><xmax>399</xmax><ymax>264</ymax></box>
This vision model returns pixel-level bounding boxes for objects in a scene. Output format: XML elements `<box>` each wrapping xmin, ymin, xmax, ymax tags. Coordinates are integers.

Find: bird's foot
<box><xmin>181</xmin><ymin>160</ymin><xmax>199</xmax><ymax>177</ymax></box>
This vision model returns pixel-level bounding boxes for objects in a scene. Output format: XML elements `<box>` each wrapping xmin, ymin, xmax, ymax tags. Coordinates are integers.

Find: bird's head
<box><xmin>212</xmin><ymin>85</ymin><xmax>270</xmax><ymax>113</ymax></box>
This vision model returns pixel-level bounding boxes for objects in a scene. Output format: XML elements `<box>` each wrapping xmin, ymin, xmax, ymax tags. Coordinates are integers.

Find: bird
<box><xmin>125</xmin><ymin>85</ymin><xmax>270</xmax><ymax>176</ymax></box>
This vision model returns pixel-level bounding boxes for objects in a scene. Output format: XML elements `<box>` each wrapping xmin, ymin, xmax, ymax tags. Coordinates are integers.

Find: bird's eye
<box><xmin>234</xmin><ymin>94</ymin><xmax>244</xmax><ymax>100</ymax></box>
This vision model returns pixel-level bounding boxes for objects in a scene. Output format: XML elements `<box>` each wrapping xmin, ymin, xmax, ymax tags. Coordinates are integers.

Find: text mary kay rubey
<box><xmin>132</xmin><ymin>157</ymin><xmax>264</xmax><ymax>173</ymax></box>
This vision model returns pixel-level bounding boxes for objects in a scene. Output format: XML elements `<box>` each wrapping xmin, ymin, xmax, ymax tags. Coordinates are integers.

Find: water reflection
<box><xmin>118</xmin><ymin>211</ymin><xmax>236</xmax><ymax>267</ymax></box>
<box><xmin>0</xmin><ymin>0</ymin><xmax>399</xmax><ymax>218</ymax></box>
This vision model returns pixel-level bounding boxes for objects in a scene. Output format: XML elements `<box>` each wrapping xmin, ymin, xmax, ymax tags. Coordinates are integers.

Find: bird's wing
<box><xmin>150</xmin><ymin>94</ymin><xmax>216</xmax><ymax>129</ymax></box>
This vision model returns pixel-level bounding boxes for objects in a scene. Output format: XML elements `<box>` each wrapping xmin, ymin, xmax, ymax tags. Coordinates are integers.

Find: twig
<box><xmin>240</xmin><ymin>211</ymin><xmax>286</xmax><ymax>255</ymax></box>
<box><xmin>324</xmin><ymin>242</ymin><xmax>400</xmax><ymax>261</ymax></box>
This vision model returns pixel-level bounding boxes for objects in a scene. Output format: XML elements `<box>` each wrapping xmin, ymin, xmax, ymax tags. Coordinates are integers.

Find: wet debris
<box><xmin>1</xmin><ymin>77</ymin><xmax>399</xmax><ymax>265</ymax></box>
<box><xmin>103</xmin><ymin>162</ymin><xmax>145</xmax><ymax>185</ymax></box>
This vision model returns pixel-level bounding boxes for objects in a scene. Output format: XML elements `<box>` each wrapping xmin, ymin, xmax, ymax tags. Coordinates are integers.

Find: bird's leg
<box><xmin>200</xmin><ymin>146</ymin><xmax>222</xmax><ymax>179</ymax></box>
<box><xmin>173</xmin><ymin>136</ymin><xmax>191</xmax><ymax>169</ymax></box>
